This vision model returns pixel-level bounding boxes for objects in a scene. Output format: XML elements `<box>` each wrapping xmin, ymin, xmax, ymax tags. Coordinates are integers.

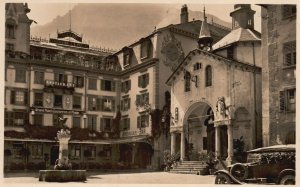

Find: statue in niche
<box><xmin>216</xmin><ymin>97</ymin><xmax>230</xmax><ymax>120</ymax></box>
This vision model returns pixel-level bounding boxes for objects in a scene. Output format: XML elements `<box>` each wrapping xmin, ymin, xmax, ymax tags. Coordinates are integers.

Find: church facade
<box><xmin>166</xmin><ymin>4</ymin><xmax>262</xmax><ymax>163</ymax></box>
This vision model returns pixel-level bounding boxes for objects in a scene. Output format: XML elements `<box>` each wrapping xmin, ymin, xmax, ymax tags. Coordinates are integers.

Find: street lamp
<box><xmin>83</xmin><ymin>113</ymin><xmax>87</xmax><ymax>128</ymax></box>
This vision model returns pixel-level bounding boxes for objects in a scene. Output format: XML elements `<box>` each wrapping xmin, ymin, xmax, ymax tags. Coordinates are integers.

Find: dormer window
<box><xmin>123</xmin><ymin>47</ymin><xmax>132</xmax><ymax>67</ymax></box>
<box><xmin>184</xmin><ymin>71</ymin><xmax>191</xmax><ymax>92</ymax></box>
<box><xmin>6</xmin><ymin>19</ymin><xmax>16</xmax><ymax>39</ymax></box>
<box><xmin>140</xmin><ymin>39</ymin><xmax>152</xmax><ymax>59</ymax></box>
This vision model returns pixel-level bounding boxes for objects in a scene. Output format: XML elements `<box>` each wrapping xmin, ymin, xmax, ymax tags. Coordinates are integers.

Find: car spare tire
<box><xmin>230</xmin><ymin>163</ymin><xmax>248</xmax><ymax>181</ymax></box>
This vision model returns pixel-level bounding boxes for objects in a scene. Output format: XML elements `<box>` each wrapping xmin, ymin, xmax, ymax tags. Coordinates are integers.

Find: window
<box><xmin>74</xmin><ymin>76</ymin><xmax>84</xmax><ymax>88</ymax></box>
<box><xmin>121</xmin><ymin>80</ymin><xmax>131</xmax><ymax>93</ymax></box>
<box><xmin>11</xmin><ymin>90</ymin><xmax>28</xmax><ymax>105</ymax></box>
<box><xmin>6</xmin><ymin>43</ymin><xmax>14</xmax><ymax>51</ymax></box>
<box><xmin>54</xmin><ymin>73</ymin><xmax>67</xmax><ymax>83</ymax></box>
<box><xmin>193</xmin><ymin>63</ymin><xmax>202</xmax><ymax>71</ymax></box>
<box><xmin>88</xmin><ymin>115</ymin><xmax>97</xmax><ymax>131</ymax></box>
<box><xmin>14</xmin><ymin>111</ymin><xmax>28</xmax><ymax>126</ymax></box>
<box><xmin>175</xmin><ymin>107</ymin><xmax>179</xmax><ymax>122</ymax></box>
<box><xmin>136</xmin><ymin>92</ymin><xmax>149</xmax><ymax>106</ymax></box>
<box><xmin>123</xmin><ymin>50</ymin><xmax>132</xmax><ymax>67</ymax></box>
<box><xmin>101</xmin><ymin>80</ymin><xmax>115</xmax><ymax>91</ymax></box>
<box><xmin>54</xmin><ymin>95</ymin><xmax>63</xmax><ymax>107</ymax></box>
<box><xmin>53</xmin><ymin>114</ymin><xmax>63</xmax><ymax>126</ymax></box>
<box><xmin>88</xmin><ymin>96</ymin><xmax>101</xmax><ymax>111</ymax></box>
<box><xmin>15</xmin><ymin>69</ymin><xmax>26</xmax><ymax>83</ymax></box>
<box><xmin>140</xmin><ymin>39</ymin><xmax>152</xmax><ymax>59</ymax></box>
<box><xmin>34</xmin><ymin>71</ymin><xmax>44</xmax><ymax>84</ymax></box>
<box><xmin>5</xmin><ymin>111</ymin><xmax>14</xmax><ymax>126</ymax></box>
<box><xmin>32</xmin><ymin>144</ymin><xmax>43</xmax><ymax>158</ymax></box>
<box><xmin>101</xmin><ymin>118</ymin><xmax>112</xmax><ymax>132</ymax></box>
<box><xmin>102</xmin><ymin>98</ymin><xmax>115</xmax><ymax>111</ymax></box>
<box><xmin>12</xmin><ymin>143</ymin><xmax>24</xmax><ymax>158</ymax></box>
<box><xmin>71</xmin><ymin>145</ymin><xmax>81</xmax><ymax>158</ymax></box>
<box><xmin>6</xmin><ymin>24</ymin><xmax>15</xmax><ymax>39</ymax></box>
<box><xmin>282</xmin><ymin>5</ymin><xmax>296</xmax><ymax>19</ymax></box>
<box><xmin>205</xmin><ymin>65</ymin><xmax>212</xmax><ymax>87</ymax></box>
<box><xmin>121</xmin><ymin>98</ymin><xmax>131</xmax><ymax>111</ymax></box>
<box><xmin>73</xmin><ymin>95</ymin><xmax>81</xmax><ymax>109</ymax></box>
<box><xmin>34</xmin><ymin>93</ymin><xmax>43</xmax><ymax>106</ymax></box>
<box><xmin>73</xmin><ymin>117</ymin><xmax>81</xmax><ymax>128</ymax></box>
<box><xmin>138</xmin><ymin>73</ymin><xmax>149</xmax><ymax>88</ymax></box>
<box><xmin>283</xmin><ymin>41</ymin><xmax>296</xmax><ymax>66</ymax></box>
<box><xmin>88</xmin><ymin>78</ymin><xmax>97</xmax><ymax>90</ymax></box>
<box><xmin>203</xmin><ymin>137</ymin><xmax>207</xmax><ymax>150</ymax></box>
<box><xmin>33</xmin><ymin>114</ymin><xmax>43</xmax><ymax>126</ymax></box>
<box><xmin>280</xmin><ymin>88</ymin><xmax>296</xmax><ymax>112</ymax></box>
<box><xmin>137</xmin><ymin>114</ymin><xmax>149</xmax><ymax>128</ymax></box>
<box><xmin>184</xmin><ymin>71</ymin><xmax>191</xmax><ymax>92</ymax></box>
<box><xmin>121</xmin><ymin>118</ymin><xmax>130</xmax><ymax>130</ymax></box>
<box><xmin>86</xmin><ymin>146</ymin><xmax>96</xmax><ymax>158</ymax></box>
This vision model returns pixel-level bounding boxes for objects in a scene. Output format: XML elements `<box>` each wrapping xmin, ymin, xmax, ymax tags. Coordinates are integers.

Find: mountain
<box><xmin>30</xmin><ymin>4</ymin><xmax>231</xmax><ymax>50</ymax></box>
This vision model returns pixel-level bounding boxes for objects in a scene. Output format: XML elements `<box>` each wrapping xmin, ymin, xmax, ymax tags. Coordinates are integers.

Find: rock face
<box><xmin>30</xmin><ymin>4</ymin><xmax>231</xmax><ymax>49</ymax></box>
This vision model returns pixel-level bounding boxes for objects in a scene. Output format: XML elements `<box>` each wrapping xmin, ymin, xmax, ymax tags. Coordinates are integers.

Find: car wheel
<box><xmin>215</xmin><ymin>173</ymin><xmax>232</xmax><ymax>184</ymax></box>
<box><xmin>230</xmin><ymin>163</ymin><xmax>248</xmax><ymax>181</ymax></box>
<box><xmin>280</xmin><ymin>174</ymin><xmax>295</xmax><ymax>185</ymax></box>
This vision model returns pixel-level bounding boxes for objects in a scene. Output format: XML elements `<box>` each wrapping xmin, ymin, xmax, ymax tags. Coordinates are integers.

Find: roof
<box><xmin>166</xmin><ymin>48</ymin><xmax>261</xmax><ymax>85</ymax></box>
<box><xmin>212</xmin><ymin>28</ymin><xmax>261</xmax><ymax>51</ymax></box>
<box><xmin>113</xmin><ymin>19</ymin><xmax>231</xmax><ymax>55</ymax></box>
<box><xmin>199</xmin><ymin>19</ymin><xmax>211</xmax><ymax>39</ymax></box>
<box><xmin>247</xmin><ymin>144</ymin><xmax>295</xmax><ymax>153</ymax></box>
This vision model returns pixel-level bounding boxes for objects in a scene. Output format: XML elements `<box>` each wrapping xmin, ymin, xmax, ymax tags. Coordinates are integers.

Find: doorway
<box><xmin>50</xmin><ymin>146</ymin><xmax>59</xmax><ymax>165</ymax></box>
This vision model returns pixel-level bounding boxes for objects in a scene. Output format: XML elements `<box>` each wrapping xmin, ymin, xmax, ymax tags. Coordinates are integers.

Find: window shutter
<box><xmin>128</xmin><ymin>98</ymin><xmax>131</xmax><ymax>110</ymax></box>
<box><xmin>139</xmin><ymin>76</ymin><xmax>141</xmax><ymax>87</ymax></box>
<box><xmin>112</xmin><ymin>81</ymin><xmax>116</xmax><ymax>91</ymax></box>
<box><xmin>64</xmin><ymin>75</ymin><xmax>68</xmax><ymax>83</ymax></box>
<box><xmin>127</xmin><ymin>118</ymin><xmax>130</xmax><ymax>129</ymax></box>
<box><xmin>101</xmin><ymin>80</ymin><xmax>105</xmax><ymax>90</ymax></box>
<box><xmin>100</xmin><ymin>118</ymin><xmax>104</xmax><ymax>131</ymax></box>
<box><xmin>128</xmin><ymin>80</ymin><xmax>131</xmax><ymax>90</ymax></box>
<box><xmin>97</xmin><ymin>98</ymin><xmax>102</xmax><ymax>111</ymax></box>
<box><xmin>24</xmin><ymin>91</ymin><xmax>28</xmax><ymax>105</ymax></box>
<box><xmin>111</xmin><ymin>99</ymin><xmax>115</xmax><ymax>111</ymax></box>
<box><xmin>137</xmin><ymin>116</ymin><xmax>141</xmax><ymax>128</ymax></box>
<box><xmin>11</xmin><ymin>90</ymin><xmax>15</xmax><ymax>104</ymax></box>
<box><xmin>146</xmin><ymin>73</ymin><xmax>149</xmax><ymax>86</ymax></box>
<box><xmin>279</xmin><ymin>91</ymin><xmax>286</xmax><ymax>112</ymax></box>
<box><xmin>136</xmin><ymin>95</ymin><xmax>141</xmax><ymax>105</ymax></box>
<box><xmin>88</xmin><ymin>97</ymin><xmax>93</xmax><ymax>111</ymax></box>
<box><xmin>121</xmin><ymin>82</ymin><xmax>124</xmax><ymax>92</ymax></box>
<box><xmin>145</xmin><ymin>115</ymin><xmax>149</xmax><ymax>127</ymax></box>
<box><xmin>145</xmin><ymin>93</ymin><xmax>149</xmax><ymax>104</ymax></box>
<box><xmin>121</xmin><ymin>100</ymin><xmax>124</xmax><ymax>111</ymax></box>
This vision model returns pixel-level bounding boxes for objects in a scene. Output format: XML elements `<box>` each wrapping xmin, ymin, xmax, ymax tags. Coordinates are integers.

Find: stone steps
<box><xmin>169</xmin><ymin>161</ymin><xmax>208</xmax><ymax>175</ymax></box>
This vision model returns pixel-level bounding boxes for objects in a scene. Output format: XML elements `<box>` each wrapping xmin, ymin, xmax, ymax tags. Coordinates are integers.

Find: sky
<box><xmin>27</xmin><ymin>3</ymin><xmax>262</xmax><ymax>31</ymax></box>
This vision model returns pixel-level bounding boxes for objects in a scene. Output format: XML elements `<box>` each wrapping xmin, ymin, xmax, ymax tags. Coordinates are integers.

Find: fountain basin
<box><xmin>39</xmin><ymin>170</ymin><xmax>86</xmax><ymax>182</ymax></box>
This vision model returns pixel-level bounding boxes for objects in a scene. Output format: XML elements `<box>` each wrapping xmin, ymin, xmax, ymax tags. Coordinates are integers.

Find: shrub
<box><xmin>163</xmin><ymin>150</ymin><xmax>180</xmax><ymax>171</ymax></box>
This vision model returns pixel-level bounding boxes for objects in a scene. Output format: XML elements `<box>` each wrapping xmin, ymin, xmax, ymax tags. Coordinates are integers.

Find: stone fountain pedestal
<box><xmin>39</xmin><ymin>129</ymin><xmax>86</xmax><ymax>182</ymax></box>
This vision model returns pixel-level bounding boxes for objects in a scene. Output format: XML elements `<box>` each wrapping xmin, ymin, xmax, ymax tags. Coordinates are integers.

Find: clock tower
<box><xmin>198</xmin><ymin>6</ymin><xmax>213</xmax><ymax>51</ymax></box>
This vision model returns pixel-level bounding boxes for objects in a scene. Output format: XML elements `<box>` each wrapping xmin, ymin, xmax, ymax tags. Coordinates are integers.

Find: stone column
<box><xmin>226</xmin><ymin>124</ymin><xmax>233</xmax><ymax>164</ymax></box>
<box><xmin>171</xmin><ymin>132</ymin><xmax>176</xmax><ymax>155</ymax></box>
<box><xmin>215</xmin><ymin>125</ymin><xmax>221</xmax><ymax>158</ymax></box>
<box><xmin>180</xmin><ymin>131</ymin><xmax>185</xmax><ymax>161</ymax></box>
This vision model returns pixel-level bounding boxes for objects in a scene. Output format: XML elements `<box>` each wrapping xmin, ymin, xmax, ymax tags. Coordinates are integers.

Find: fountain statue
<box><xmin>39</xmin><ymin>117</ymin><xmax>86</xmax><ymax>182</ymax></box>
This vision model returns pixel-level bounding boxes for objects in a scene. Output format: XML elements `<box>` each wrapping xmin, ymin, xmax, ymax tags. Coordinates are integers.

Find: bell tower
<box><xmin>180</xmin><ymin>4</ymin><xmax>189</xmax><ymax>24</ymax></box>
<box><xmin>198</xmin><ymin>6</ymin><xmax>213</xmax><ymax>51</ymax></box>
<box><xmin>230</xmin><ymin>4</ymin><xmax>255</xmax><ymax>30</ymax></box>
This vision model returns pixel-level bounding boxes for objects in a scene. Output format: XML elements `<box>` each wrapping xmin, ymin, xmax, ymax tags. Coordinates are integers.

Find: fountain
<box><xmin>39</xmin><ymin>118</ymin><xmax>86</xmax><ymax>182</ymax></box>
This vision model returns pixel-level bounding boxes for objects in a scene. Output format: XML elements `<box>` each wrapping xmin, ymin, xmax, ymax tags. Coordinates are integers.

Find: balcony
<box><xmin>44</xmin><ymin>80</ymin><xmax>75</xmax><ymax>93</ymax></box>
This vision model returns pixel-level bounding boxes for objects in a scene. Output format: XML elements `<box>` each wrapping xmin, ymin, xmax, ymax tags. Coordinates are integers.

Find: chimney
<box><xmin>180</xmin><ymin>4</ymin><xmax>189</xmax><ymax>24</ymax></box>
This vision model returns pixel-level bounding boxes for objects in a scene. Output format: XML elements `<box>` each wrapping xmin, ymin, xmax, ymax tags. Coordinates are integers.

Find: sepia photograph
<box><xmin>2</xmin><ymin>0</ymin><xmax>297</xmax><ymax>185</ymax></box>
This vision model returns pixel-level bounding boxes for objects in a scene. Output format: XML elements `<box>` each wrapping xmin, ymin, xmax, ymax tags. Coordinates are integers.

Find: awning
<box><xmin>4</xmin><ymin>135</ymin><xmax>151</xmax><ymax>145</ymax></box>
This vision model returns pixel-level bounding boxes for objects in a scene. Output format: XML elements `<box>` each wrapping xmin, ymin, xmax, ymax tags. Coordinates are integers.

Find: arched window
<box><xmin>205</xmin><ymin>65</ymin><xmax>212</xmax><ymax>87</ymax></box>
<box><xmin>184</xmin><ymin>71</ymin><xmax>191</xmax><ymax>92</ymax></box>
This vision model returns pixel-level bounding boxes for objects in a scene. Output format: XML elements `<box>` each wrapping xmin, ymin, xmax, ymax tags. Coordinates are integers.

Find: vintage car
<box><xmin>214</xmin><ymin>144</ymin><xmax>295</xmax><ymax>185</ymax></box>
